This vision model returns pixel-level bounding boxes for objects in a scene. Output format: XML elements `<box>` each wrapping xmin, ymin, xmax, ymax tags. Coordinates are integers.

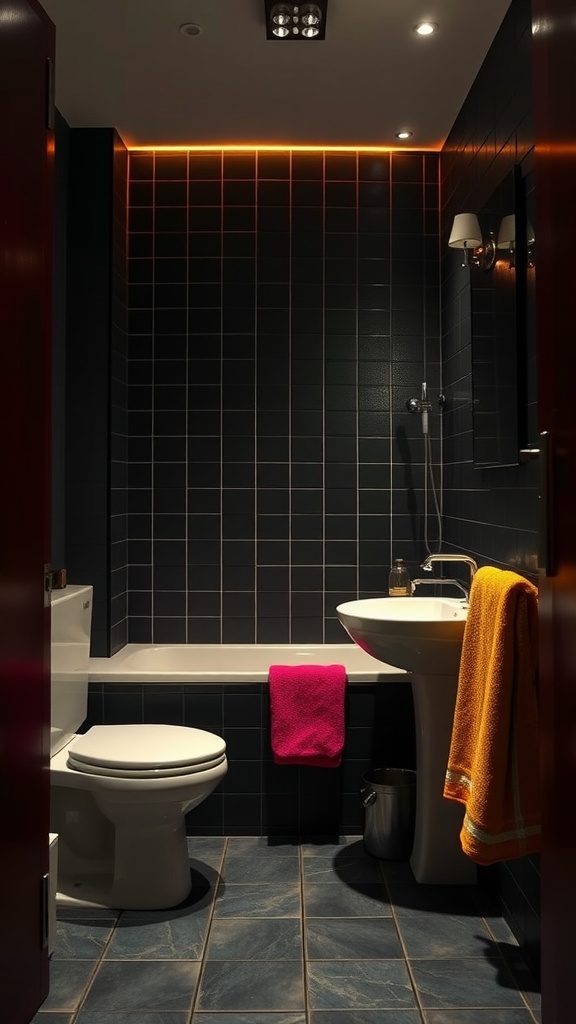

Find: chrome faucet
<box><xmin>419</xmin><ymin>553</ymin><xmax>478</xmax><ymax>600</ymax></box>
<box><xmin>411</xmin><ymin>576</ymin><xmax>469</xmax><ymax>600</ymax></box>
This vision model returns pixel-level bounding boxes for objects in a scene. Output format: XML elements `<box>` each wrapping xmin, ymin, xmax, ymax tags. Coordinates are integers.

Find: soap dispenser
<box><xmin>388</xmin><ymin>558</ymin><xmax>411</xmax><ymax>597</ymax></box>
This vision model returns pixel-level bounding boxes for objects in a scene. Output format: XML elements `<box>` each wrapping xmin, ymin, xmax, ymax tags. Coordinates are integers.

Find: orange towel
<box><xmin>443</xmin><ymin>565</ymin><xmax>540</xmax><ymax>865</ymax></box>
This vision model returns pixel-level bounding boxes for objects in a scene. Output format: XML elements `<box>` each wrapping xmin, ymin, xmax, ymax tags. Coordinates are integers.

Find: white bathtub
<box><xmin>89</xmin><ymin>643</ymin><xmax>407</xmax><ymax>684</ymax></box>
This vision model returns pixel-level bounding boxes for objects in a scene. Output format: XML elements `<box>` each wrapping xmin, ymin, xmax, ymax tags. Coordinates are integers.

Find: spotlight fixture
<box><xmin>396</xmin><ymin>130</ymin><xmax>413</xmax><ymax>140</ymax></box>
<box><xmin>413</xmin><ymin>21</ymin><xmax>438</xmax><ymax>36</ymax></box>
<box><xmin>265</xmin><ymin>0</ymin><xmax>327</xmax><ymax>40</ymax></box>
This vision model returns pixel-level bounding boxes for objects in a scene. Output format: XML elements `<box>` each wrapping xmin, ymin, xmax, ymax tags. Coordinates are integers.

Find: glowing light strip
<box><xmin>127</xmin><ymin>143</ymin><xmax>441</xmax><ymax>153</ymax></box>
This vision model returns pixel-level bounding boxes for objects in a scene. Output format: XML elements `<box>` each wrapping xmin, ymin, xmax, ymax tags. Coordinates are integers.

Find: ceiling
<box><xmin>39</xmin><ymin>0</ymin><xmax>513</xmax><ymax>150</ymax></box>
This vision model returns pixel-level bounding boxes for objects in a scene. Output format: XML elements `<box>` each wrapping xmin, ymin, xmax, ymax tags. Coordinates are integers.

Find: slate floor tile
<box><xmin>304</xmin><ymin>881</ymin><xmax>390</xmax><ymax>917</ymax></box>
<box><xmin>206</xmin><ymin>918</ymin><xmax>302</xmax><ymax>960</ymax></box>
<box><xmin>410</xmin><ymin>958</ymin><xmax>525</xmax><ymax>1008</ymax></box>
<box><xmin>307</xmin><ymin>959</ymin><xmax>416</xmax><ymax>1010</ymax></box>
<box><xmin>197</xmin><ymin>960</ymin><xmax>305</xmax><ymax>1012</ymax></box>
<box><xmin>214</xmin><ymin>882</ymin><xmax>301</xmax><ymax>918</ymax></box>
<box><xmin>81</xmin><ymin>961</ymin><xmax>200</xmax><ymax>1012</ymax></box>
<box><xmin>306</xmin><ymin>917</ymin><xmax>403</xmax><ymax>960</ymax></box>
<box><xmin>39</xmin><ymin>961</ymin><xmax>96</xmax><ymax>1012</ymax></box>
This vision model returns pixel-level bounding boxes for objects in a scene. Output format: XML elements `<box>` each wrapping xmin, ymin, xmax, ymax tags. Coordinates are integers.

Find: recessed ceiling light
<box><xmin>179</xmin><ymin>23</ymin><xmax>202</xmax><ymax>37</ymax></box>
<box><xmin>396</xmin><ymin>130</ymin><xmax>413</xmax><ymax>140</ymax></box>
<box><xmin>413</xmin><ymin>21</ymin><xmax>438</xmax><ymax>36</ymax></box>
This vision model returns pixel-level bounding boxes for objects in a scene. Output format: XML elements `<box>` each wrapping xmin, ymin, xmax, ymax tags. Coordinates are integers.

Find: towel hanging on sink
<box><xmin>443</xmin><ymin>565</ymin><xmax>540</xmax><ymax>865</ymax></box>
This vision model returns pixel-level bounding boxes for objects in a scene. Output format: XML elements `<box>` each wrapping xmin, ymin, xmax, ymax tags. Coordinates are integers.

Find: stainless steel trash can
<box><xmin>360</xmin><ymin>768</ymin><xmax>417</xmax><ymax>860</ymax></box>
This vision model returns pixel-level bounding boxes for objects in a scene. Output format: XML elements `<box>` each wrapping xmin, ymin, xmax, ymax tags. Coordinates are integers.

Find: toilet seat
<box><xmin>67</xmin><ymin>724</ymin><xmax>227</xmax><ymax>779</ymax></box>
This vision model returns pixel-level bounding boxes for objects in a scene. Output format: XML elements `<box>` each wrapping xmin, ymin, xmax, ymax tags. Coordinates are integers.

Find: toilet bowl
<box><xmin>50</xmin><ymin>585</ymin><xmax>227</xmax><ymax>910</ymax></box>
<box><xmin>51</xmin><ymin>723</ymin><xmax>227</xmax><ymax>909</ymax></box>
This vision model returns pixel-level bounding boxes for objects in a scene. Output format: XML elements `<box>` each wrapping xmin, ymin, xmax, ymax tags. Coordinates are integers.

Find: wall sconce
<box><xmin>448</xmin><ymin>213</ymin><xmax>496</xmax><ymax>270</ymax></box>
<box><xmin>497</xmin><ymin>214</ymin><xmax>535</xmax><ymax>268</ymax></box>
<box><xmin>448</xmin><ymin>213</ymin><xmax>481</xmax><ymax>261</ymax></box>
<box><xmin>265</xmin><ymin>1</ymin><xmax>327</xmax><ymax>39</ymax></box>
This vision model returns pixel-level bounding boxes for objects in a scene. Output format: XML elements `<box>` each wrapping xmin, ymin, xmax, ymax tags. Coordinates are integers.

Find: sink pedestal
<box><xmin>410</xmin><ymin>673</ymin><xmax>476</xmax><ymax>884</ymax></box>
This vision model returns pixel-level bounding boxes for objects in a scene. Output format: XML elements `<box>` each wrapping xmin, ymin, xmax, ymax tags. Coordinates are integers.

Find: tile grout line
<box><xmin>187</xmin><ymin>835</ymin><xmax>229</xmax><ymax>1023</ymax></box>
<box><xmin>299</xmin><ymin>841</ymin><xmax>310</xmax><ymax>1024</ymax></box>
<box><xmin>378</xmin><ymin>858</ymin><xmax>432</xmax><ymax>1024</ymax></box>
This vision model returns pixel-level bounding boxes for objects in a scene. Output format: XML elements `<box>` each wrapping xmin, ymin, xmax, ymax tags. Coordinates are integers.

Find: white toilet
<box><xmin>50</xmin><ymin>585</ymin><xmax>227</xmax><ymax>910</ymax></box>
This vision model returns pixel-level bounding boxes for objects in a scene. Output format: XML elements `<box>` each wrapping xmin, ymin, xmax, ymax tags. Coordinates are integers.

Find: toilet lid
<box><xmin>67</xmin><ymin>724</ymin><xmax>227</xmax><ymax>778</ymax></box>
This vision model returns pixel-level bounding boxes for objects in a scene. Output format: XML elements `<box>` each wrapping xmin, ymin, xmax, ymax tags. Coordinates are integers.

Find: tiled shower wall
<box><xmin>126</xmin><ymin>149</ymin><xmax>441</xmax><ymax>644</ymax></box>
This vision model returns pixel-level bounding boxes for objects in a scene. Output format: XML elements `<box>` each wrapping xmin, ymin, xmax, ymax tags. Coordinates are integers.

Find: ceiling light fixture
<box><xmin>396</xmin><ymin>130</ymin><xmax>413</xmax><ymax>140</ymax></box>
<box><xmin>413</xmin><ymin>21</ymin><xmax>438</xmax><ymax>36</ymax></box>
<box><xmin>179</xmin><ymin>23</ymin><xmax>202</xmax><ymax>36</ymax></box>
<box><xmin>265</xmin><ymin>1</ymin><xmax>327</xmax><ymax>40</ymax></box>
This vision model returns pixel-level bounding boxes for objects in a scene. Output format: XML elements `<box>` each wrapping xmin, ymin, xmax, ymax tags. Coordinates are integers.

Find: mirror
<box><xmin>470</xmin><ymin>164</ymin><xmax>526</xmax><ymax>468</ymax></box>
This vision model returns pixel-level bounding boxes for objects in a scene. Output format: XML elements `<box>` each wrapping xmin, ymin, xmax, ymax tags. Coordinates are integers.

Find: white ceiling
<box><xmin>40</xmin><ymin>0</ymin><xmax>513</xmax><ymax>149</ymax></box>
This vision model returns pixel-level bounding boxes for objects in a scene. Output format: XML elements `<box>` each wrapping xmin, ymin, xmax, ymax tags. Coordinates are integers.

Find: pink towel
<box><xmin>268</xmin><ymin>664</ymin><xmax>347</xmax><ymax>767</ymax></box>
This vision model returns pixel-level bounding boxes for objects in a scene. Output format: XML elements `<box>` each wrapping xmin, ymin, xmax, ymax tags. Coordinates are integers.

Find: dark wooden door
<box><xmin>532</xmin><ymin>1</ymin><xmax>576</xmax><ymax>1021</ymax></box>
<box><xmin>0</xmin><ymin>1</ymin><xmax>55</xmax><ymax>1020</ymax></box>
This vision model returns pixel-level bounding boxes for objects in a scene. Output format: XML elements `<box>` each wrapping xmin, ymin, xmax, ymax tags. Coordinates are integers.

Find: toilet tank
<box><xmin>50</xmin><ymin>584</ymin><xmax>93</xmax><ymax>757</ymax></box>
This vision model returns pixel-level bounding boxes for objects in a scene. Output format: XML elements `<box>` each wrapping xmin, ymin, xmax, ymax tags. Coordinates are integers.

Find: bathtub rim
<box><xmin>88</xmin><ymin>643</ymin><xmax>408</xmax><ymax>684</ymax></box>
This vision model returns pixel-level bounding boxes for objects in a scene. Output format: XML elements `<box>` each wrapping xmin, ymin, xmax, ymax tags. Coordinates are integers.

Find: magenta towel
<box><xmin>268</xmin><ymin>664</ymin><xmax>347</xmax><ymax>767</ymax></box>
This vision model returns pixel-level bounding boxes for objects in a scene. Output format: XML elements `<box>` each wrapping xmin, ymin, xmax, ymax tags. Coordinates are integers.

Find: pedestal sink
<box><xmin>337</xmin><ymin>596</ymin><xmax>476</xmax><ymax>885</ymax></box>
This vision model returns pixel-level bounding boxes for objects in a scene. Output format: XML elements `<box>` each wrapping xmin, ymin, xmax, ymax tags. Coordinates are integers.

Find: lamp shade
<box><xmin>448</xmin><ymin>213</ymin><xmax>482</xmax><ymax>249</ymax></box>
<box><xmin>497</xmin><ymin>214</ymin><xmax>516</xmax><ymax>249</ymax></box>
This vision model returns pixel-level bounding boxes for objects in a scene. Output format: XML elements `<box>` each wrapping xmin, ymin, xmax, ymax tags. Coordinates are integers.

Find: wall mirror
<box><xmin>470</xmin><ymin>164</ymin><xmax>526</xmax><ymax>468</ymax></box>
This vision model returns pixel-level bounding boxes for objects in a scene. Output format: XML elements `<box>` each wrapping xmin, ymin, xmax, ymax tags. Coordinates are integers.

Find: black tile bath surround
<box><xmin>86</xmin><ymin>679</ymin><xmax>416</xmax><ymax>838</ymax></box>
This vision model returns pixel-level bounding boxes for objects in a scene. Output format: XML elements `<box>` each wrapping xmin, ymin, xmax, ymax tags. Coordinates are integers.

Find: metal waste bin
<box><xmin>360</xmin><ymin>768</ymin><xmax>417</xmax><ymax>860</ymax></box>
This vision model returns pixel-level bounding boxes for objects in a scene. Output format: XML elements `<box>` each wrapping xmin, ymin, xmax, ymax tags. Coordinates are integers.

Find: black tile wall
<box><xmin>63</xmin><ymin>127</ymin><xmax>128</xmax><ymax>655</ymax></box>
<box><xmin>85</xmin><ymin>679</ymin><xmax>416</xmax><ymax>838</ymax></box>
<box><xmin>126</xmin><ymin>149</ymin><xmax>440</xmax><ymax>643</ymax></box>
<box><xmin>440</xmin><ymin>0</ymin><xmax>540</xmax><ymax>978</ymax></box>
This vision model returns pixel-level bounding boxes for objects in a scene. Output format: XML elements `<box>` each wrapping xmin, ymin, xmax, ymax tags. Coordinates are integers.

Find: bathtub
<box><xmin>89</xmin><ymin>643</ymin><xmax>407</xmax><ymax>684</ymax></box>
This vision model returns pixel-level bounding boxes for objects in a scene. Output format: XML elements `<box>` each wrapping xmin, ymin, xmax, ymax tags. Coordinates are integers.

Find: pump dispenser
<box><xmin>388</xmin><ymin>558</ymin><xmax>411</xmax><ymax>597</ymax></box>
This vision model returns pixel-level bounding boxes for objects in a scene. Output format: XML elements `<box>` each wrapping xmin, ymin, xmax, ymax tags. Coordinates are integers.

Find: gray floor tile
<box><xmin>77</xmin><ymin>1015</ymin><xmax>190</xmax><ymax>1024</ymax></box>
<box><xmin>186</xmin><ymin>837</ymin><xmax>227</xmax><ymax>868</ymax></box>
<box><xmin>300</xmin><ymin>837</ymin><xmax>364</xmax><ymax>858</ymax></box>
<box><xmin>303</xmin><ymin>856</ymin><xmax>383</xmax><ymax>884</ymax></box>
<box><xmin>222</xmin><ymin>855</ymin><xmax>300</xmax><ymax>884</ymax></box>
<box><xmin>410</xmin><ymin>958</ymin><xmax>525</xmax><ymax>1008</ymax></box>
<box><xmin>197</xmin><ymin>960</ymin><xmax>305</xmax><ymax>1012</ymax></box>
<box><xmin>307</xmin><ymin>959</ymin><xmax>417</xmax><ymax>1010</ymax></box>
<box><xmin>306</xmin><ymin>917</ymin><xmax>403</xmax><ymax>960</ymax></box>
<box><xmin>224</xmin><ymin>837</ymin><xmax>300</xmax><ymax>859</ymax></box>
<box><xmin>424</xmin><ymin>1011</ymin><xmax>536</xmax><ymax>1023</ymax></box>
<box><xmin>206</xmin><ymin>918</ymin><xmax>302</xmax><ymax>960</ymax></box>
<box><xmin>193</xmin><ymin>1015</ymin><xmax>306</xmax><ymax>1024</ymax></box>
<box><xmin>104</xmin><ymin>906</ymin><xmax>212</xmax><ymax>960</ymax></box>
<box><xmin>310</xmin><ymin>1012</ymin><xmax>422</xmax><ymax>1024</ymax></box>
<box><xmin>81</xmin><ymin>961</ymin><xmax>200</xmax><ymax>1012</ymax></box>
<box><xmin>304</xmin><ymin>881</ymin><xmax>390</xmax><ymax>918</ymax></box>
<box><xmin>53</xmin><ymin>919</ymin><xmax>115</xmax><ymax>960</ymax></box>
<box><xmin>39</xmin><ymin>961</ymin><xmax>96</xmax><ymax>1012</ymax></box>
<box><xmin>394</xmin><ymin>904</ymin><xmax>494</xmax><ymax>957</ymax></box>
<box><xmin>214</xmin><ymin>882</ymin><xmax>301</xmax><ymax>918</ymax></box>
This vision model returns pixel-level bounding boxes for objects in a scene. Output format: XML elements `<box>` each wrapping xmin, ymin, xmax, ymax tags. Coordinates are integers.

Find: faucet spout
<box><xmin>420</xmin><ymin>553</ymin><xmax>478</xmax><ymax>591</ymax></box>
<box><xmin>411</xmin><ymin>577</ymin><xmax>470</xmax><ymax>601</ymax></box>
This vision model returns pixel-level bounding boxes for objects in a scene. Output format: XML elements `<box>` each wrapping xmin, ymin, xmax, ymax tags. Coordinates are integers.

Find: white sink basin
<box><xmin>336</xmin><ymin>596</ymin><xmax>468</xmax><ymax>675</ymax></box>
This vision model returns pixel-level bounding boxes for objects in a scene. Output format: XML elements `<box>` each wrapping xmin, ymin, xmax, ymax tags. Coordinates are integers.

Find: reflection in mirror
<box><xmin>470</xmin><ymin>164</ymin><xmax>526</xmax><ymax>468</ymax></box>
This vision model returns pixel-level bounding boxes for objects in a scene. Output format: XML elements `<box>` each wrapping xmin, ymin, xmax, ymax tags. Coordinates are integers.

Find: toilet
<box><xmin>50</xmin><ymin>585</ymin><xmax>227</xmax><ymax>910</ymax></box>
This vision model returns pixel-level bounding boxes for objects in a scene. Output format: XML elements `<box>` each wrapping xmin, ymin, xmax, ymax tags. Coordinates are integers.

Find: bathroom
<box><xmin>2</xmin><ymin>0</ymin><xmax>575</xmax><ymax>1021</ymax></box>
